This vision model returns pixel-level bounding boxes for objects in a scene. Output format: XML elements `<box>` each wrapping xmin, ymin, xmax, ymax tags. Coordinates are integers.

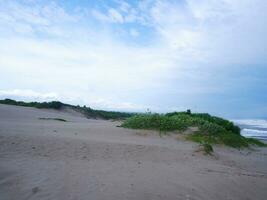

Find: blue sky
<box><xmin>0</xmin><ymin>0</ymin><xmax>267</xmax><ymax>119</ymax></box>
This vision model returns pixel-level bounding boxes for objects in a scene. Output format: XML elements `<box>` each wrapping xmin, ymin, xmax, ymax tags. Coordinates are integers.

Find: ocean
<box><xmin>233</xmin><ymin>119</ymin><xmax>267</xmax><ymax>141</ymax></box>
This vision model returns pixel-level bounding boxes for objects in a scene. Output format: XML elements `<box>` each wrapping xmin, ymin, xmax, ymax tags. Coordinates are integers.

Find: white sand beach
<box><xmin>0</xmin><ymin>104</ymin><xmax>267</xmax><ymax>200</ymax></box>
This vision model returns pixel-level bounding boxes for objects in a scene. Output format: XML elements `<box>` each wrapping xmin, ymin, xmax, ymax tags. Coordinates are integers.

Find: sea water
<box><xmin>233</xmin><ymin>119</ymin><xmax>267</xmax><ymax>140</ymax></box>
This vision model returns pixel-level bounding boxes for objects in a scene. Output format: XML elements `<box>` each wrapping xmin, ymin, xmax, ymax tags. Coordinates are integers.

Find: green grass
<box><xmin>39</xmin><ymin>118</ymin><xmax>67</xmax><ymax>122</ymax></box>
<box><xmin>200</xmin><ymin>142</ymin><xmax>213</xmax><ymax>155</ymax></box>
<box><xmin>186</xmin><ymin>133</ymin><xmax>267</xmax><ymax>148</ymax></box>
<box><xmin>121</xmin><ymin>114</ymin><xmax>188</xmax><ymax>131</ymax></box>
<box><xmin>245</xmin><ymin>138</ymin><xmax>267</xmax><ymax>147</ymax></box>
<box><xmin>122</xmin><ymin>113</ymin><xmax>266</xmax><ymax>149</ymax></box>
<box><xmin>75</xmin><ymin>106</ymin><xmax>134</xmax><ymax>120</ymax></box>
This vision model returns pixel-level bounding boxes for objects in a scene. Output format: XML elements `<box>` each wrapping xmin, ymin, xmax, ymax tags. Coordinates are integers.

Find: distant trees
<box><xmin>0</xmin><ymin>98</ymin><xmax>63</xmax><ymax>109</ymax></box>
<box><xmin>0</xmin><ymin>98</ymin><xmax>135</xmax><ymax>120</ymax></box>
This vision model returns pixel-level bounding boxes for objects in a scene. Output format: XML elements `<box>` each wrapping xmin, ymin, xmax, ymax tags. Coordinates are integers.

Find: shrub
<box><xmin>122</xmin><ymin>111</ymin><xmax>265</xmax><ymax>149</ymax></box>
<box><xmin>191</xmin><ymin>113</ymin><xmax>240</xmax><ymax>135</ymax></box>
<box><xmin>200</xmin><ymin>142</ymin><xmax>213</xmax><ymax>155</ymax></box>
<box><xmin>245</xmin><ymin>138</ymin><xmax>267</xmax><ymax>147</ymax></box>
<box><xmin>121</xmin><ymin>114</ymin><xmax>188</xmax><ymax>131</ymax></box>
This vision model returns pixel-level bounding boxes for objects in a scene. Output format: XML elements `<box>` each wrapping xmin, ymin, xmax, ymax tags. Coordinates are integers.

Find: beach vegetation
<box><xmin>0</xmin><ymin>98</ymin><xmax>134</xmax><ymax>120</ymax></box>
<box><xmin>122</xmin><ymin>112</ymin><xmax>266</xmax><ymax>148</ymax></box>
<box><xmin>200</xmin><ymin>142</ymin><xmax>213</xmax><ymax>155</ymax></box>
<box><xmin>0</xmin><ymin>98</ymin><xmax>63</xmax><ymax>109</ymax></box>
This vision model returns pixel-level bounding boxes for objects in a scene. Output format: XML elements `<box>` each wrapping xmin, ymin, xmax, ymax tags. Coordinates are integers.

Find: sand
<box><xmin>0</xmin><ymin>104</ymin><xmax>267</xmax><ymax>200</ymax></box>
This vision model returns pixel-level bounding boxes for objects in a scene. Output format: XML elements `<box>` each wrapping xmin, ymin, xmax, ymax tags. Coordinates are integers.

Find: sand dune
<box><xmin>0</xmin><ymin>104</ymin><xmax>267</xmax><ymax>200</ymax></box>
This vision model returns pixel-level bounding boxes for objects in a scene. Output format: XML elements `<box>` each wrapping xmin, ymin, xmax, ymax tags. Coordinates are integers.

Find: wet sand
<box><xmin>0</xmin><ymin>104</ymin><xmax>267</xmax><ymax>200</ymax></box>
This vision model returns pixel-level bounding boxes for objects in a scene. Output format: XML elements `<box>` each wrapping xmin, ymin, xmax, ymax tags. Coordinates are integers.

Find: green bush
<box><xmin>186</xmin><ymin>132</ymin><xmax>266</xmax><ymax>149</ymax></box>
<box><xmin>200</xmin><ymin>142</ymin><xmax>213</xmax><ymax>155</ymax></box>
<box><xmin>121</xmin><ymin>114</ymin><xmax>188</xmax><ymax>131</ymax></box>
<box><xmin>245</xmin><ymin>138</ymin><xmax>267</xmax><ymax>147</ymax></box>
<box><xmin>191</xmin><ymin>113</ymin><xmax>240</xmax><ymax>135</ymax></box>
<box><xmin>122</xmin><ymin>112</ymin><xmax>265</xmax><ymax>148</ymax></box>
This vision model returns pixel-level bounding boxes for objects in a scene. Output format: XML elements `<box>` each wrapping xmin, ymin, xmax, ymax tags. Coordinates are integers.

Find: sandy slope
<box><xmin>0</xmin><ymin>104</ymin><xmax>267</xmax><ymax>200</ymax></box>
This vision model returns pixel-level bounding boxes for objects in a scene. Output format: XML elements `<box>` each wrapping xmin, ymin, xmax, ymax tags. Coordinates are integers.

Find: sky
<box><xmin>0</xmin><ymin>0</ymin><xmax>267</xmax><ymax>119</ymax></box>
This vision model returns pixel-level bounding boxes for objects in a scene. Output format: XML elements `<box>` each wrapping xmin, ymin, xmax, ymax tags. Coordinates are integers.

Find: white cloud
<box><xmin>0</xmin><ymin>0</ymin><xmax>266</xmax><ymax>115</ymax></box>
<box><xmin>147</xmin><ymin>0</ymin><xmax>267</xmax><ymax>65</ymax></box>
<box><xmin>0</xmin><ymin>0</ymin><xmax>78</xmax><ymax>36</ymax></box>
<box><xmin>92</xmin><ymin>8</ymin><xmax>124</xmax><ymax>24</ymax></box>
<box><xmin>0</xmin><ymin>89</ymin><xmax>148</xmax><ymax>111</ymax></box>
<box><xmin>0</xmin><ymin>89</ymin><xmax>58</xmax><ymax>101</ymax></box>
<box><xmin>117</xmin><ymin>0</ymin><xmax>131</xmax><ymax>13</ymax></box>
<box><xmin>92</xmin><ymin>0</ymin><xmax>267</xmax><ymax>65</ymax></box>
<box><xmin>108</xmin><ymin>8</ymin><xmax>124</xmax><ymax>23</ymax></box>
<box><xmin>91</xmin><ymin>10</ymin><xmax>110</xmax><ymax>22</ymax></box>
<box><xmin>129</xmin><ymin>28</ymin><xmax>139</xmax><ymax>37</ymax></box>
<box><xmin>91</xmin><ymin>1</ymin><xmax>143</xmax><ymax>24</ymax></box>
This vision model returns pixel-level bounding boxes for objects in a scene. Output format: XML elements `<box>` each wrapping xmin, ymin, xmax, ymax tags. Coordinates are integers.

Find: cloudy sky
<box><xmin>0</xmin><ymin>0</ymin><xmax>266</xmax><ymax>118</ymax></box>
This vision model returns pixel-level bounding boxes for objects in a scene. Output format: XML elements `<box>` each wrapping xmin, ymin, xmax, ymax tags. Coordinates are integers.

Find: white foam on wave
<box><xmin>232</xmin><ymin>119</ymin><xmax>267</xmax><ymax>140</ymax></box>
<box><xmin>241</xmin><ymin>128</ymin><xmax>267</xmax><ymax>137</ymax></box>
<box><xmin>233</xmin><ymin>119</ymin><xmax>267</xmax><ymax>129</ymax></box>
